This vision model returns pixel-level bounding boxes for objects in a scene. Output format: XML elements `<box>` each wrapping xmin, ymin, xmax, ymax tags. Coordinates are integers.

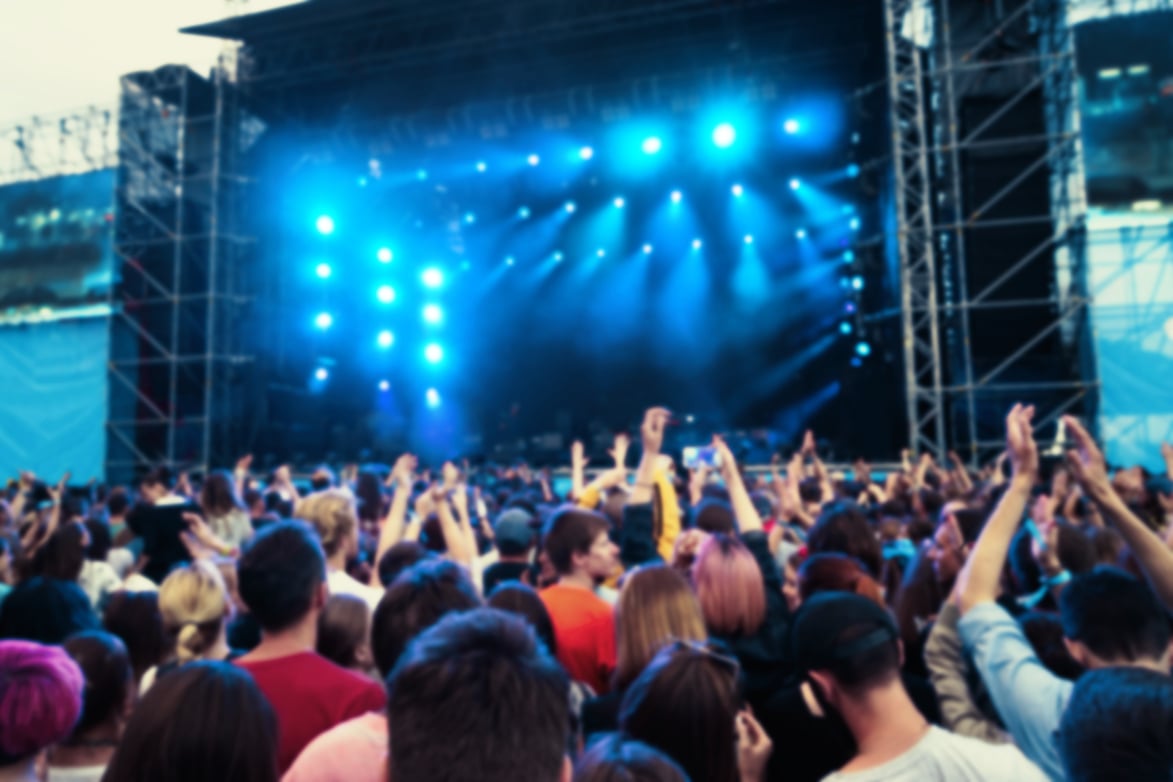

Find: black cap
<box><xmin>791</xmin><ymin>591</ymin><xmax>899</xmax><ymax>673</ymax></box>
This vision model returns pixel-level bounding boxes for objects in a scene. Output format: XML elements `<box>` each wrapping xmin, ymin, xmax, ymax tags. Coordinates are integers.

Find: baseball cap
<box><xmin>494</xmin><ymin>508</ymin><xmax>535</xmax><ymax>555</ymax></box>
<box><xmin>791</xmin><ymin>591</ymin><xmax>899</xmax><ymax>673</ymax></box>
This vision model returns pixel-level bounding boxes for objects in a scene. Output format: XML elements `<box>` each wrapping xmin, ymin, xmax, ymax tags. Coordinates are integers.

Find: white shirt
<box><xmin>78</xmin><ymin>560</ymin><xmax>121</xmax><ymax>608</ymax></box>
<box><xmin>821</xmin><ymin>726</ymin><xmax>1047</xmax><ymax>782</ymax></box>
<box><xmin>327</xmin><ymin>568</ymin><xmax>384</xmax><ymax>610</ymax></box>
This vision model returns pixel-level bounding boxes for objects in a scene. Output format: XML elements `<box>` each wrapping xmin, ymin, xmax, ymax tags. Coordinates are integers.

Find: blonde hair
<box><xmin>615</xmin><ymin>565</ymin><xmax>708</xmax><ymax>690</ymax></box>
<box><xmin>295</xmin><ymin>489</ymin><xmax>358</xmax><ymax>558</ymax></box>
<box><xmin>158</xmin><ymin>561</ymin><xmax>231</xmax><ymax>664</ymax></box>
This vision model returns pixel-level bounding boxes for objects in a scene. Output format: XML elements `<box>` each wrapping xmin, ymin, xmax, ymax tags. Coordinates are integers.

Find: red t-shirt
<box><xmin>540</xmin><ymin>583</ymin><xmax>617</xmax><ymax>694</ymax></box>
<box><xmin>237</xmin><ymin>651</ymin><xmax>386</xmax><ymax>772</ymax></box>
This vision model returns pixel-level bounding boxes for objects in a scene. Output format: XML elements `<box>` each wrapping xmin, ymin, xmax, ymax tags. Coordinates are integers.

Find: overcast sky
<box><xmin>0</xmin><ymin>0</ymin><xmax>293</xmax><ymax>126</ymax></box>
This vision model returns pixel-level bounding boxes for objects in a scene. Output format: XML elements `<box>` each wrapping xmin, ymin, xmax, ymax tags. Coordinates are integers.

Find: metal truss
<box><xmin>0</xmin><ymin>106</ymin><xmax>117</xmax><ymax>186</ymax></box>
<box><xmin>884</xmin><ymin>0</ymin><xmax>1101</xmax><ymax>463</ymax></box>
<box><xmin>106</xmin><ymin>65</ymin><xmax>260</xmax><ymax>482</ymax></box>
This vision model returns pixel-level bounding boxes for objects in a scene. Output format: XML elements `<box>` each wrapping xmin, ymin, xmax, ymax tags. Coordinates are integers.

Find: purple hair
<box><xmin>0</xmin><ymin>640</ymin><xmax>84</xmax><ymax>765</ymax></box>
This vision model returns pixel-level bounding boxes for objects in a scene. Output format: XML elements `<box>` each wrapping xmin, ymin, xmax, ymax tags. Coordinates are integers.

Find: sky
<box><xmin>0</xmin><ymin>0</ymin><xmax>294</xmax><ymax>126</ymax></box>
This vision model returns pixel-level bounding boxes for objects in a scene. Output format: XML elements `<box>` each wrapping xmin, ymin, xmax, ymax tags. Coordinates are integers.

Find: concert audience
<box><xmin>5</xmin><ymin>401</ymin><xmax>1173</xmax><ymax>780</ymax></box>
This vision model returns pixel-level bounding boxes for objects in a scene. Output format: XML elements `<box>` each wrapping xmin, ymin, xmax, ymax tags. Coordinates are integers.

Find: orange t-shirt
<box><xmin>540</xmin><ymin>583</ymin><xmax>617</xmax><ymax>694</ymax></box>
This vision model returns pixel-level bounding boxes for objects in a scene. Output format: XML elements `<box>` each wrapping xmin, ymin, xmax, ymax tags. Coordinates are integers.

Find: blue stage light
<box><xmin>424</xmin><ymin>344</ymin><xmax>444</xmax><ymax>364</ymax></box>
<box><xmin>553</xmin><ymin>251</ymin><xmax>564</xmax><ymax>262</ymax></box>
<box><xmin>426</xmin><ymin>388</ymin><xmax>441</xmax><ymax>408</ymax></box>
<box><xmin>476</xmin><ymin>161</ymin><xmax>487</xmax><ymax>173</ymax></box>
<box><xmin>376</xmin><ymin>285</ymin><xmax>395</xmax><ymax>304</ymax></box>
<box><xmin>671</xmin><ymin>190</ymin><xmax>683</xmax><ymax>203</ymax></box>
<box><xmin>642</xmin><ymin>244</ymin><xmax>653</xmax><ymax>255</ymax></box>
<box><xmin>839</xmin><ymin>322</ymin><xmax>853</xmax><ymax>335</ymax></box>
<box><xmin>851</xmin><ymin>357</ymin><xmax>863</xmax><ymax>368</ymax></box>
<box><xmin>783</xmin><ymin>118</ymin><xmax>800</xmax><ymax>135</ymax></box>
<box><xmin>377</xmin><ymin>247</ymin><xmax>393</xmax><ymax>263</ymax></box>
<box><xmin>855</xmin><ymin>341</ymin><xmax>872</xmax><ymax>357</ymax></box>
<box><xmin>692</xmin><ymin>238</ymin><xmax>703</xmax><ymax>250</ymax></box>
<box><xmin>850</xmin><ymin>217</ymin><xmax>861</xmax><ymax>231</ymax></box>
<box><xmin>613</xmin><ymin>197</ymin><xmax>625</xmax><ymax>209</ymax></box>
<box><xmin>505</xmin><ymin>256</ymin><xmax>515</xmax><ymax>266</ymax></box>
<box><xmin>421</xmin><ymin>268</ymin><xmax>444</xmax><ymax>289</ymax></box>
<box><xmin>422</xmin><ymin>304</ymin><xmax>443</xmax><ymax>324</ymax></box>
<box><xmin>596</xmin><ymin>249</ymin><xmax>606</xmax><ymax>258</ymax></box>
<box><xmin>518</xmin><ymin>206</ymin><xmax>531</xmax><ymax>219</ymax></box>
<box><xmin>712</xmin><ymin>123</ymin><xmax>736</xmax><ymax>148</ymax></box>
<box><xmin>843</xmin><ymin>250</ymin><xmax>855</xmax><ymax>263</ymax></box>
<box><xmin>564</xmin><ymin>201</ymin><xmax>576</xmax><ymax>214</ymax></box>
<box><xmin>743</xmin><ymin>234</ymin><xmax>754</xmax><ymax>245</ymax></box>
<box><xmin>377</xmin><ymin>330</ymin><xmax>394</xmax><ymax>348</ymax></box>
<box><xmin>847</xmin><ymin>163</ymin><xmax>861</xmax><ymax>178</ymax></box>
<box><xmin>527</xmin><ymin>154</ymin><xmax>540</xmax><ymax>166</ymax></box>
<box><xmin>789</xmin><ymin>178</ymin><xmax>801</xmax><ymax>191</ymax></box>
<box><xmin>416</xmin><ymin>169</ymin><xmax>428</xmax><ymax>181</ymax></box>
<box><xmin>315</xmin><ymin>367</ymin><xmax>329</xmax><ymax>381</ymax></box>
<box><xmin>731</xmin><ymin>184</ymin><xmax>744</xmax><ymax>197</ymax></box>
<box><xmin>796</xmin><ymin>228</ymin><xmax>808</xmax><ymax>240</ymax></box>
<box><xmin>314</xmin><ymin>312</ymin><xmax>333</xmax><ymax>330</ymax></box>
<box><xmin>642</xmin><ymin>136</ymin><xmax>662</xmax><ymax>155</ymax></box>
<box><xmin>379</xmin><ymin>380</ymin><xmax>390</xmax><ymax>392</ymax></box>
<box><xmin>315</xmin><ymin>215</ymin><xmax>334</xmax><ymax>235</ymax></box>
<box><xmin>851</xmin><ymin>276</ymin><xmax>864</xmax><ymax>291</ymax></box>
<box><xmin>464</xmin><ymin>212</ymin><xmax>476</xmax><ymax>225</ymax></box>
<box><xmin>579</xmin><ymin>146</ymin><xmax>594</xmax><ymax>161</ymax></box>
<box><xmin>315</xmin><ymin>263</ymin><xmax>332</xmax><ymax>279</ymax></box>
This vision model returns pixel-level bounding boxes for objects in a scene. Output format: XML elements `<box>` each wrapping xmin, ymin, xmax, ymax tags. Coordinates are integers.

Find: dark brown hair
<box><xmin>573</xmin><ymin>735</ymin><xmax>689</xmax><ymax>782</ymax></box>
<box><xmin>102</xmin><ymin>661</ymin><xmax>277</xmax><ymax>782</ymax></box>
<box><xmin>199</xmin><ymin>470</ymin><xmax>244</xmax><ymax>518</ymax></box>
<box><xmin>316</xmin><ymin>594</ymin><xmax>370</xmax><ymax>670</ymax></box>
<box><xmin>487</xmin><ymin>582</ymin><xmax>558</xmax><ymax>657</ymax></box>
<box><xmin>102</xmin><ymin>592</ymin><xmax>168</xmax><ymax>684</ymax></box>
<box><xmin>542</xmin><ymin>507</ymin><xmax>610</xmax><ymax>575</ymax></box>
<box><xmin>619</xmin><ymin>642</ymin><xmax>741</xmax><ymax>782</ymax></box>
<box><xmin>387</xmin><ymin>608</ymin><xmax>570</xmax><ymax>782</ymax></box>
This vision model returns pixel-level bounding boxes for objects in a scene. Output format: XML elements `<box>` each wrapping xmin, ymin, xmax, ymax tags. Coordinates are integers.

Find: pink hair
<box><xmin>0</xmin><ymin>641</ymin><xmax>84</xmax><ymax>764</ymax></box>
<box><xmin>692</xmin><ymin>534</ymin><xmax>767</xmax><ymax>636</ymax></box>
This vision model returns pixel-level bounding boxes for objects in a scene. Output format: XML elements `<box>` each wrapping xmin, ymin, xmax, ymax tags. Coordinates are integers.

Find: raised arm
<box><xmin>370</xmin><ymin>454</ymin><xmax>415</xmax><ymax>587</ymax></box>
<box><xmin>1065</xmin><ymin>416</ymin><xmax>1173</xmax><ymax>612</ymax></box>
<box><xmin>711</xmin><ymin>436</ymin><xmax>762</xmax><ymax>534</ymax></box>
<box><xmin>630</xmin><ymin>408</ymin><xmax>670</xmax><ymax>506</ymax></box>
<box><xmin>570</xmin><ymin>441</ymin><xmax>587</xmax><ymax>501</ymax></box>
<box><xmin>956</xmin><ymin>404</ymin><xmax>1037</xmax><ymax>615</ymax></box>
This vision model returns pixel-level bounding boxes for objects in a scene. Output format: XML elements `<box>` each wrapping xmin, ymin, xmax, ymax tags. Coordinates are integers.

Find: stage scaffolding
<box><xmin>106</xmin><ymin>65</ymin><xmax>261</xmax><ymax>483</ymax></box>
<box><xmin>882</xmin><ymin>0</ymin><xmax>1110</xmax><ymax>463</ymax></box>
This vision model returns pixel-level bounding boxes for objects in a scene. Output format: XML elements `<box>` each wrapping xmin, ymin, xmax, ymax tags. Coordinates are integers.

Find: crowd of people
<box><xmin>2</xmin><ymin>404</ymin><xmax>1173</xmax><ymax>782</ymax></box>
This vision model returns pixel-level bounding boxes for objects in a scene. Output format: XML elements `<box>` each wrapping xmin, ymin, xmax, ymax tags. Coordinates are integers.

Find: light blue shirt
<box><xmin>958</xmin><ymin>602</ymin><xmax>1072</xmax><ymax>781</ymax></box>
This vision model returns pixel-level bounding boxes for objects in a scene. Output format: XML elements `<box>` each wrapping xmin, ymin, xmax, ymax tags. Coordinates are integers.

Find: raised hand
<box><xmin>235</xmin><ymin>454</ymin><xmax>253</xmax><ymax>473</ymax></box>
<box><xmin>609</xmin><ymin>433</ymin><xmax>631</xmax><ymax>468</ymax></box>
<box><xmin>389</xmin><ymin>453</ymin><xmax>418</xmax><ymax>488</ymax></box>
<box><xmin>442</xmin><ymin>461</ymin><xmax>461</xmax><ymax>489</ymax></box>
<box><xmin>640</xmin><ymin>407</ymin><xmax>672</xmax><ymax>457</ymax></box>
<box><xmin>571</xmin><ymin>440</ymin><xmax>586</xmax><ymax>469</ymax></box>
<box><xmin>711</xmin><ymin>435</ymin><xmax>739</xmax><ymax>485</ymax></box>
<box><xmin>1006</xmin><ymin>404</ymin><xmax>1039</xmax><ymax>479</ymax></box>
<box><xmin>801</xmin><ymin>429</ymin><xmax>817</xmax><ymax>456</ymax></box>
<box><xmin>1062</xmin><ymin>416</ymin><xmax>1110</xmax><ymax>502</ymax></box>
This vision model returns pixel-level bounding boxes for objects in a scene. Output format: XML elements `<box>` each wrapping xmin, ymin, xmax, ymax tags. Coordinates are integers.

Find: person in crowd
<box><xmin>140</xmin><ymin>560</ymin><xmax>238</xmax><ymax>691</ymax></box>
<box><xmin>481</xmin><ymin>507</ymin><xmax>536</xmax><ymax>593</ymax></box>
<box><xmin>0</xmin><ymin>537</ymin><xmax>12</xmax><ymax>610</ymax></box>
<box><xmin>487</xmin><ymin>581</ymin><xmax>558</xmax><ymax>656</ymax></box>
<box><xmin>386</xmin><ymin>608</ymin><xmax>571</xmax><ymax>782</ymax></box>
<box><xmin>376</xmin><ymin>540</ymin><xmax>433</xmax><ymax>587</ymax></box>
<box><xmin>619</xmin><ymin>640</ymin><xmax>773</xmax><ymax>782</ymax></box>
<box><xmin>572</xmin><ymin>735</ymin><xmax>689</xmax><ymax>782</ymax></box>
<box><xmin>125</xmin><ymin>467</ymin><xmax>200</xmax><ymax>584</ymax></box>
<box><xmin>539</xmin><ymin>506</ymin><xmax>620</xmax><ymax>693</ymax></box>
<box><xmin>956</xmin><ymin>406</ymin><xmax>1173</xmax><ymax>781</ymax></box>
<box><xmin>316</xmin><ymin>593</ymin><xmax>374</xmax><ymax>674</ymax></box>
<box><xmin>792</xmin><ymin>591</ymin><xmax>1046</xmax><ymax>781</ymax></box>
<box><xmin>284</xmin><ymin>558</ymin><xmax>481</xmax><ymax>782</ymax></box>
<box><xmin>199</xmin><ymin>470</ymin><xmax>254</xmax><ymax>550</ymax></box>
<box><xmin>101</xmin><ymin>592</ymin><xmax>168</xmax><ymax>686</ymax></box>
<box><xmin>581</xmin><ymin>564</ymin><xmax>707</xmax><ymax>739</ymax></box>
<box><xmin>759</xmin><ymin>553</ymin><xmax>941</xmax><ymax>782</ymax></box>
<box><xmin>47</xmin><ymin>631</ymin><xmax>135</xmax><ymax>782</ymax></box>
<box><xmin>294</xmin><ymin>489</ymin><xmax>384</xmax><ymax>610</ymax></box>
<box><xmin>101</xmin><ymin>661</ymin><xmax>277</xmax><ymax>782</ymax></box>
<box><xmin>0</xmin><ymin>640</ymin><xmax>85</xmax><ymax>782</ymax></box>
<box><xmin>1057</xmin><ymin>666</ymin><xmax>1173</xmax><ymax>782</ymax></box>
<box><xmin>234</xmin><ymin>521</ymin><xmax>385</xmax><ymax>773</ymax></box>
<box><xmin>688</xmin><ymin>434</ymin><xmax>791</xmax><ymax>711</ymax></box>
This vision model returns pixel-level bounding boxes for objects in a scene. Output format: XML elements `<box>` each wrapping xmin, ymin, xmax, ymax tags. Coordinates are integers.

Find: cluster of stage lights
<box><xmin>314</xmin><ymin>115</ymin><xmax>863</xmax><ymax>390</ymax></box>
